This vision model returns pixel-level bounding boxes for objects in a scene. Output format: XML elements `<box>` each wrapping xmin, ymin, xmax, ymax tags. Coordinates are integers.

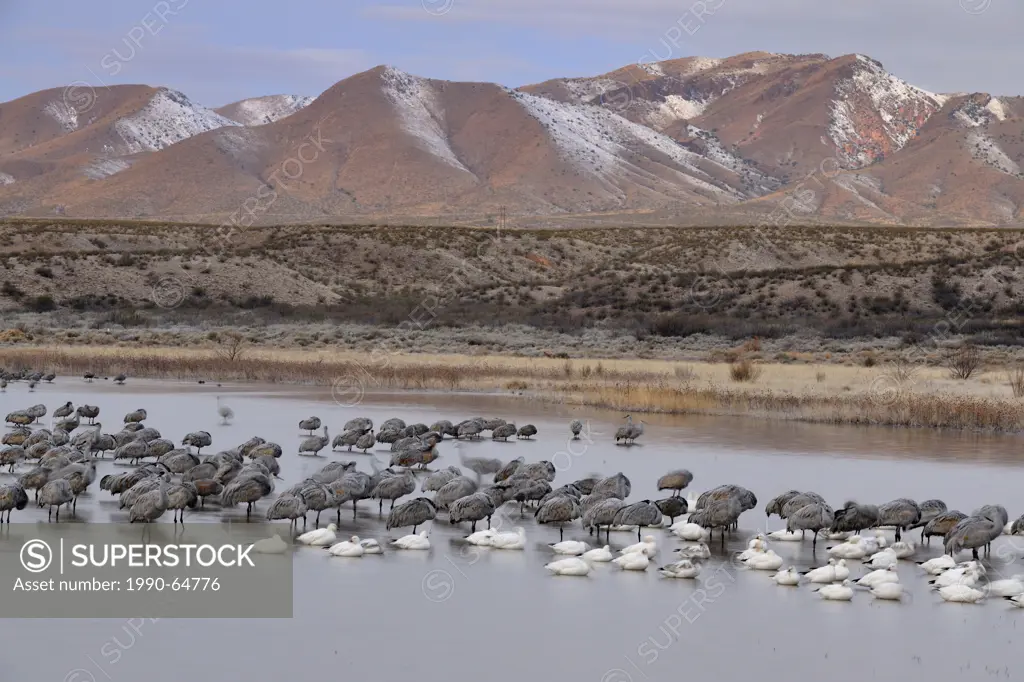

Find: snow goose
<box><xmin>296</xmin><ymin>523</ymin><xmax>338</xmax><ymax>547</ymax></box>
<box><xmin>582</xmin><ymin>545</ymin><xmax>614</xmax><ymax>562</ymax></box>
<box><xmin>545</xmin><ymin>557</ymin><xmax>591</xmax><ymax>576</ymax></box>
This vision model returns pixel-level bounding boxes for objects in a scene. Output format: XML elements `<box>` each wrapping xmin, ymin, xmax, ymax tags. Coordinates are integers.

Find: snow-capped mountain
<box><xmin>0</xmin><ymin>52</ymin><xmax>1021</xmax><ymax>225</ymax></box>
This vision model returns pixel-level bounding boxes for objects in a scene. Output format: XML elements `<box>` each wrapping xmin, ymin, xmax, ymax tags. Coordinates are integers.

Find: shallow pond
<box><xmin>1</xmin><ymin>379</ymin><xmax>1023</xmax><ymax>681</ymax></box>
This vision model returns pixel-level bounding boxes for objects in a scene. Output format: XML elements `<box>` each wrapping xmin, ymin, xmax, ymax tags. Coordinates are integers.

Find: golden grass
<box><xmin>3</xmin><ymin>345</ymin><xmax>1023</xmax><ymax>432</ymax></box>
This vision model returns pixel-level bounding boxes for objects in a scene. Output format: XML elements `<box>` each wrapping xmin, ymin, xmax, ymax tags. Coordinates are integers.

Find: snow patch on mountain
<box><xmin>44</xmin><ymin>101</ymin><xmax>78</xmax><ymax>132</ymax></box>
<box><xmin>509</xmin><ymin>89</ymin><xmax>739</xmax><ymax>198</ymax></box>
<box><xmin>985</xmin><ymin>97</ymin><xmax>1008</xmax><ymax>121</ymax></box>
<box><xmin>950</xmin><ymin>97</ymin><xmax>998</xmax><ymax>128</ymax></box>
<box><xmin>828</xmin><ymin>56</ymin><xmax>943</xmax><ymax>167</ymax></box>
<box><xmin>681</xmin><ymin>57</ymin><xmax>722</xmax><ymax>75</ymax></box>
<box><xmin>221</xmin><ymin>95</ymin><xmax>315</xmax><ymax>126</ymax></box>
<box><xmin>380</xmin><ymin>67</ymin><xmax>472</xmax><ymax>174</ymax></box>
<box><xmin>687</xmin><ymin>125</ymin><xmax>781</xmax><ymax>195</ymax></box>
<box><xmin>559</xmin><ymin>78</ymin><xmax>622</xmax><ymax>104</ymax></box>
<box><xmin>83</xmin><ymin>158</ymin><xmax>131</xmax><ymax>179</ymax></box>
<box><xmin>639</xmin><ymin>62</ymin><xmax>665</xmax><ymax>77</ymax></box>
<box><xmin>642</xmin><ymin>95</ymin><xmax>708</xmax><ymax>128</ymax></box>
<box><xmin>114</xmin><ymin>89</ymin><xmax>239</xmax><ymax>153</ymax></box>
<box><xmin>967</xmin><ymin>131</ymin><xmax>1021</xmax><ymax>176</ymax></box>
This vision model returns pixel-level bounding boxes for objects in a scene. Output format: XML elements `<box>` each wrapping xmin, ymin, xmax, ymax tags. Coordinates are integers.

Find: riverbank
<box><xmin>2</xmin><ymin>345</ymin><xmax>1022</xmax><ymax>433</ymax></box>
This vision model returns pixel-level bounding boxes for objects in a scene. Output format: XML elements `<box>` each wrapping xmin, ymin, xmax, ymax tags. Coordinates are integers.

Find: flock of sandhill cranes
<box><xmin>2</xmin><ymin>374</ymin><xmax>1024</xmax><ymax>604</ymax></box>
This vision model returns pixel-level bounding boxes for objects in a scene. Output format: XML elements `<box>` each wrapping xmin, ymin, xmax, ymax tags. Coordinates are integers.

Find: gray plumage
<box><xmin>516</xmin><ymin>424</ymin><xmax>537</xmax><ymax>439</ymax></box>
<box><xmin>780</xmin><ymin>492</ymin><xmax>827</xmax><ymax>520</ymax></box>
<box><xmin>159</xmin><ymin>449</ymin><xmax>202</xmax><ymax>474</ymax></box>
<box><xmin>311</xmin><ymin>460</ymin><xmax>357</xmax><ymax>485</ymax></box>
<box><xmin>253</xmin><ymin>455</ymin><xmax>281</xmax><ymax>478</ymax></box>
<box><xmin>386</xmin><ymin>497</ymin><xmax>437</xmax><ymax>533</ymax></box>
<box><xmin>101</xmin><ymin>465</ymin><xmax>164</xmax><ymax>494</ymax></box>
<box><xmin>430</xmin><ymin>420</ymin><xmax>457</xmax><ymax>438</ymax></box>
<box><xmin>182</xmin><ymin>431</ymin><xmax>212</xmax><ymax>453</ymax></box>
<box><xmin>250</xmin><ymin>442</ymin><xmax>283</xmax><ymax>459</ymax></box>
<box><xmin>381</xmin><ymin>418</ymin><xmax>407</xmax><ymax>432</ymax></box>
<box><xmin>505</xmin><ymin>477</ymin><xmax>552</xmax><ymax>515</ymax></box>
<box><xmin>421</xmin><ymin>466</ymin><xmax>462</xmax><ymax>492</ymax></box>
<box><xmin>38</xmin><ymin>478</ymin><xmax>74</xmax><ymax>521</ymax></box>
<box><xmin>972</xmin><ymin>504</ymin><xmax>1009</xmax><ymax>550</ymax></box>
<box><xmin>298</xmin><ymin>416</ymin><xmax>322</xmax><ymax>435</ymax></box>
<box><xmin>657</xmin><ymin>469</ymin><xmax>694</xmax><ymax>496</ymax></box>
<box><xmin>376</xmin><ymin>429</ymin><xmax>403</xmax><ymax>444</ymax></box>
<box><xmin>355</xmin><ymin>430</ymin><xmax>376</xmax><ymax>453</ymax></box>
<box><xmin>766</xmin><ymin>490</ymin><xmax>802</xmax><ymax>519</ymax></box>
<box><xmin>910</xmin><ymin>499</ymin><xmax>948</xmax><ymax>530</ymax></box>
<box><xmin>146</xmin><ymin>439</ymin><xmax>175</xmax><ymax>458</ymax></box>
<box><xmin>449</xmin><ymin>492</ymin><xmax>497</xmax><ymax>532</ymax></box>
<box><xmin>18</xmin><ymin>466</ymin><xmax>50</xmax><ymax>501</ymax></box>
<box><xmin>492</xmin><ymin>424</ymin><xmax>517</xmax><ymax>441</ymax></box>
<box><xmin>689</xmin><ymin>496</ymin><xmax>742</xmax><ymax>545</ymax></box>
<box><xmin>0</xmin><ymin>445</ymin><xmax>25</xmax><ymax>472</ymax></box>
<box><xmin>456</xmin><ymin>420</ymin><xmax>483</xmax><ymax>440</ymax></box>
<box><xmin>344</xmin><ymin>417</ymin><xmax>373</xmax><ymax>433</ymax></box>
<box><xmin>786</xmin><ymin>502</ymin><xmax>835</xmax><ymax>550</ymax></box>
<box><xmin>582</xmin><ymin>497</ymin><xmax>626</xmax><ymax>541</ymax></box>
<box><xmin>129</xmin><ymin>479</ymin><xmax>170</xmax><ymax>524</ymax></box>
<box><xmin>26</xmin><ymin>404</ymin><xmax>46</xmax><ymax>421</ymax></box>
<box><xmin>120</xmin><ymin>476</ymin><xmax>165</xmax><ymax>510</ymax></box>
<box><xmin>0</xmin><ymin>481</ymin><xmax>28</xmax><ymax>522</ymax></box>
<box><xmin>194</xmin><ymin>480</ymin><xmax>224</xmax><ymax>508</ymax></box>
<box><xmin>290</xmin><ymin>480</ymin><xmax>339</xmax><ymax>526</ymax></box>
<box><xmin>54</xmin><ymin>402</ymin><xmax>75</xmax><ymax>419</ymax></box>
<box><xmin>133</xmin><ymin>427</ymin><xmax>162</xmax><ymax>443</ymax></box>
<box><xmin>4</xmin><ymin>411</ymin><xmax>33</xmax><ymax>426</ymax></box>
<box><xmin>220</xmin><ymin>472</ymin><xmax>273</xmax><ymax>521</ymax></box>
<box><xmin>458</xmin><ymin>446</ymin><xmax>502</xmax><ymax>479</ymax></box>
<box><xmin>922</xmin><ymin>510</ymin><xmax>967</xmax><ymax>544</ymax></box>
<box><xmin>113</xmin><ymin>440</ymin><xmax>149</xmax><ymax>465</ymax></box>
<box><xmin>2</xmin><ymin>427</ymin><xmax>30</xmax><ymax>446</ymax></box>
<box><xmin>655</xmin><ymin>496</ymin><xmax>688</xmax><ymax>523</ymax></box>
<box><xmin>433</xmin><ymin>476</ymin><xmax>479</xmax><ymax>511</ymax></box>
<box><xmin>590</xmin><ymin>472</ymin><xmax>631</xmax><ymax>500</ymax></box>
<box><xmin>120</xmin><ymin>422</ymin><xmax>144</xmax><ymax>433</ymax></box>
<box><xmin>166</xmin><ymin>481</ymin><xmax>199</xmax><ymax>524</ymax></box>
<box><xmin>76</xmin><ymin>404</ymin><xmax>100</xmax><ymax>423</ymax></box>
<box><xmin>536</xmin><ymin>494</ymin><xmax>582</xmax><ymax>541</ymax></box>
<box><xmin>570</xmin><ymin>419</ymin><xmax>584</xmax><ymax>439</ymax></box>
<box><xmin>944</xmin><ymin>514</ymin><xmax>1002</xmax><ymax>559</ymax></box>
<box><xmin>370</xmin><ymin>470</ymin><xmax>417</xmax><ymax>514</ymax></box>
<box><xmin>114</xmin><ymin>373</ymin><xmax>126</xmax><ymax>385</ymax></box>
<box><xmin>299</xmin><ymin>426</ymin><xmax>330</xmax><ymax>456</ymax></box>
<box><xmin>830</xmin><ymin>501</ymin><xmax>880</xmax><ymax>534</ymax></box>
<box><xmin>123</xmin><ymin>408</ymin><xmax>147</xmax><ymax>424</ymax></box>
<box><xmin>877</xmin><ymin>498</ymin><xmax>922</xmax><ymax>541</ymax></box>
<box><xmin>481</xmin><ymin>418</ymin><xmax>506</xmax><ymax>432</ymax></box>
<box><xmin>332</xmin><ymin>429</ymin><xmax>363</xmax><ymax>451</ymax></box>
<box><xmin>330</xmin><ymin>471</ymin><xmax>373</xmax><ymax>522</ymax></box>
<box><xmin>401</xmin><ymin>423</ymin><xmax>430</xmax><ymax>438</ymax></box>
<box><xmin>519</xmin><ymin>460</ymin><xmax>556</xmax><ymax>482</ymax></box>
<box><xmin>266</xmin><ymin>493</ymin><xmax>308</xmax><ymax>530</ymax></box>
<box><xmin>612</xmin><ymin>499</ymin><xmax>662</xmax><ymax>542</ymax></box>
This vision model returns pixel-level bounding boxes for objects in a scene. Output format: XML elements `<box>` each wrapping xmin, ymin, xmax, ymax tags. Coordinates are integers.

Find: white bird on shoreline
<box><xmin>466</xmin><ymin>529</ymin><xmax>497</xmax><ymax>546</ymax></box>
<box><xmin>771</xmin><ymin>567</ymin><xmax>800</xmax><ymax>586</ymax></box>
<box><xmin>582</xmin><ymin>545</ymin><xmax>613</xmax><ymax>562</ymax></box>
<box><xmin>817</xmin><ymin>580</ymin><xmax>854</xmax><ymax>601</ymax></box>
<box><xmin>250</xmin><ymin>534</ymin><xmax>288</xmax><ymax>554</ymax></box>
<box><xmin>545</xmin><ymin>557</ymin><xmax>591</xmax><ymax>576</ymax></box>
<box><xmin>392</xmin><ymin>530</ymin><xmax>430</xmax><ymax>550</ymax></box>
<box><xmin>550</xmin><ymin>540</ymin><xmax>589</xmax><ymax>555</ymax></box>
<box><xmin>297</xmin><ymin>523</ymin><xmax>337</xmax><ymax>547</ymax></box>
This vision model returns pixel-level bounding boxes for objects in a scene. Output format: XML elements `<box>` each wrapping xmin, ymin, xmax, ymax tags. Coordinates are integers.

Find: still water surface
<box><xmin>1</xmin><ymin>380</ymin><xmax>1022</xmax><ymax>681</ymax></box>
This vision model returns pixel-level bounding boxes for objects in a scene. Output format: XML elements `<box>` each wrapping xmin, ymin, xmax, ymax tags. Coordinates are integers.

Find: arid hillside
<box><xmin>1</xmin><ymin>219</ymin><xmax>1022</xmax><ymax>346</ymax></box>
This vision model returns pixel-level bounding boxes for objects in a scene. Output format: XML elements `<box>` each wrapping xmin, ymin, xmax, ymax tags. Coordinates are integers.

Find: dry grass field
<box><xmin>3</xmin><ymin>345</ymin><xmax>1023</xmax><ymax>432</ymax></box>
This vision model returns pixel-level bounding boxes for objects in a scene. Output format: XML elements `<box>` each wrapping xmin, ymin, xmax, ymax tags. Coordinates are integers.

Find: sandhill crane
<box><xmin>0</xmin><ymin>482</ymin><xmax>28</xmax><ymax>522</ymax></box>
<box><xmin>657</xmin><ymin>470</ymin><xmax>694</xmax><ymax>497</ymax></box>
<box><xmin>386</xmin><ymin>497</ymin><xmax>437</xmax><ymax>533</ymax></box>
<box><xmin>516</xmin><ymin>424</ymin><xmax>538</xmax><ymax>440</ymax></box>
<box><xmin>114</xmin><ymin>373</ymin><xmax>127</xmax><ymax>385</ymax></box>
<box><xmin>299</xmin><ymin>416</ymin><xmax>322</xmax><ymax>435</ymax></box>
<box><xmin>38</xmin><ymin>478</ymin><xmax>74</xmax><ymax>521</ymax></box>
<box><xmin>449</xmin><ymin>492</ymin><xmax>497</xmax><ymax>532</ymax></box>
<box><xmin>182</xmin><ymin>431</ymin><xmax>212</xmax><ymax>454</ymax></box>
<box><xmin>299</xmin><ymin>426</ymin><xmax>330</xmax><ymax>456</ymax></box>
<box><xmin>570</xmin><ymin>419</ymin><xmax>584</xmax><ymax>439</ymax></box>
<box><xmin>536</xmin><ymin>494</ymin><xmax>582</xmax><ymax>541</ymax></box>
<box><xmin>267</xmin><ymin>493</ymin><xmax>308</xmax><ymax>531</ymax></box>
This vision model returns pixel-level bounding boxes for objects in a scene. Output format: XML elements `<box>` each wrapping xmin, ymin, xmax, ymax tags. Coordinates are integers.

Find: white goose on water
<box><xmin>582</xmin><ymin>545</ymin><xmax>614</xmax><ymax>562</ymax></box>
<box><xmin>490</xmin><ymin>527</ymin><xmax>526</xmax><ymax>550</ymax></box>
<box><xmin>671</xmin><ymin>523</ymin><xmax>708</xmax><ymax>542</ymax></box>
<box><xmin>871</xmin><ymin>582</ymin><xmax>905</xmax><ymax>601</ymax></box>
<box><xmin>767</xmin><ymin>530</ymin><xmax>803</xmax><ymax>542</ymax></box>
<box><xmin>987</xmin><ymin>575</ymin><xmax>1024</xmax><ymax>597</ymax></box>
<box><xmin>864</xmin><ymin>548</ymin><xmax>899</xmax><ymax>569</ymax></box>
<box><xmin>745</xmin><ymin>549</ymin><xmax>783</xmax><ymax>571</ymax></box>
<box><xmin>771</xmin><ymin>567</ymin><xmax>800</xmax><ymax>586</ymax></box>
<box><xmin>940</xmin><ymin>584</ymin><xmax>985</xmax><ymax>603</ymax></box>
<box><xmin>466</xmin><ymin>529</ymin><xmax>497</xmax><ymax>546</ymax></box>
<box><xmin>918</xmin><ymin>554</ymin><xmax>956</xmax><ymax>575</ymax></box>
<box><xmin>804</xmin><ymin>559</ymin><xmax>850</xmax><ymax>584</ymax></box>
<box><xmin>659</xmin><ymin>559</ymin><xmax>701</xmax><ymax>579</ymax></box>
<box><xmin>856</xmin><ymin>564</ymin><xmax>899</xmax><ymax>589</ymax></box>
<box><xmin>297</xmin><ymin>523</ymin><xmax>338</xmax><ymax>547</ymax></box>
<box><xmin>327</xmin><ymin>536</ymin><xmax>365</xmax><ymax>557</ymax></box>
<box><xmin>360</xmin><ymin>539</ymin><xmax>383</xmax><ymax>555</ymax></box>
<box><xmin>545</xmin><ymin>557</ymin><xmax>591</xmax><ymax>576</ymax></box>
<box><xmin>674</xmin><ymin>542</ymin><xmax>710</xmax><ymax>560</ymax></box>
<box><xmin>612</xmin><ymin>546</ymin><xmax>651</xmax><ymax>571</ymax></box>
<box><xmin>392</xmin><ymin>530</ymin><xmax>431</xmax><ymax>550</ymax></box>
<box><xmin>816</xmin><ymin>580</ymin><xmax>854</xmax><ymax>601</ymax></box>
<box><xmin>620</xmin><ymin>535</ymin><xmax>657</xmax><ymax>557</ymax></box>
<box><xmin>550</xmin><ymin>540</ymin><xmax>589</xmax><ymax>556</ymax></box>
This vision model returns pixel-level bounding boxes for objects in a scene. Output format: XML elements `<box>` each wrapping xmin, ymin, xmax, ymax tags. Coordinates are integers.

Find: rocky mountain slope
<box><xmin>0</xmin><ymin>52</ymin><xmax>1020</xmax><ymax>226</ymax></box>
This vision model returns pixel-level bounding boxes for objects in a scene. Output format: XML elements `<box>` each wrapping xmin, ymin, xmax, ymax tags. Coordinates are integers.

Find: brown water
<box><xmin>2</xmin><ymin>379</ymin><xmax>1024</xmax><ymax>682</ymax></box>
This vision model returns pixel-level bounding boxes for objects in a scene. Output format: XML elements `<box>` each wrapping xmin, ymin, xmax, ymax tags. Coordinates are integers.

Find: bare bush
<box><xmin>729</xmin><ymin>357</ymin><xmax>762</xmax><ymax>383</ymax></box>
<box><xmin>945</xmin><ymin>344</ymin><xmax>980</xmax><ymax>380</ymax></box>
<box><xmin>1008</xmin><ymin>367</ymin><xmax>1024</xmax><ymax>398</ymax></box>
<box><xmin>216</xmin><ymin>332</ymin><xmax>248</xmax><ymax>362</ymax></box>
<box><xmin>890</xmin><ymin>355</ymin><xmax>918</xmax><ymax>384</ymax></box>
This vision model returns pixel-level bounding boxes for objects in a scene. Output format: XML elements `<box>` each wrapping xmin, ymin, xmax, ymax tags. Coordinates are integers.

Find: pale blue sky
<box><xmin>0</xmin><ymin>0</ymin><xmax>1019</xmax><ymax>106</ymax></box>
